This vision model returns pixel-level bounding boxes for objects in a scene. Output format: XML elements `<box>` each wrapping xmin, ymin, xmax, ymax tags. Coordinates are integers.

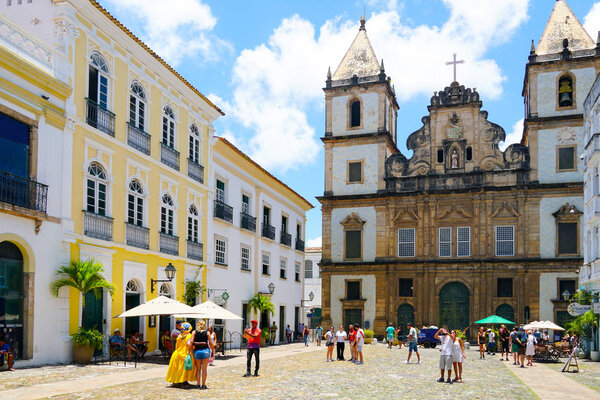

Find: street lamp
<box><xmin>150</xmin><ymin>263</ymin><xmax>176</xmax><ymax>293</ymax></box>
<box><xmin>562</xmin><ymin>289</ymin><xmax>571</xmax><ymax>301</ymax></box>
<box><xmin>301</xmin><ymin>291</ymin><xmax>315</xmax><ymax>307</ymax></box>
<box><xmin>268</xmin><ymin>282</ymin><xmax>275</xmax><ymax>294</ymax></box>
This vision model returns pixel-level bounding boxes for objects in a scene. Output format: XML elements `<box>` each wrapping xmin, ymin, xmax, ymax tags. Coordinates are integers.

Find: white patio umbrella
<box><xmin>523</xmin><ymin>320</ymin><xmax>565</xmax><ymax>331</ymax></box>
<box><xmin>115</xmin><ymin>295</ymin><xmax>196</xmax><ymax>318</ymax></box>
<box><xmin>176</xmin><ymin>300</ymin><xmax>242</xmax><ymax>320</ymax></box>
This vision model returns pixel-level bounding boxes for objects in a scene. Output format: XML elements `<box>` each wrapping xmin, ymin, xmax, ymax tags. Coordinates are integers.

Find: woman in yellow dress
<box><xmin>166</xmin><ymin>322</ymin><xmax>197</xmax><ymax>387</ymax></box>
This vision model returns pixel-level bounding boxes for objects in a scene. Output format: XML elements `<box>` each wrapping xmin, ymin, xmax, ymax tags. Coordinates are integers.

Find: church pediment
<box><xmin>490</xmin><ymin>202</ymin><xmax>520</xmax><ymax>219</ymax></box>
<box><xmin>393</xmin><ymin>208</ymin><xmax>420</xmax><ymax>223</ymax></box>
<box><xmin>435</xmin><ymin>205</ymin><xmax>474</xmax><ymax>220</ymax></box>
<box><xmin>553</xmin><ymin>203</ymin><xmax>582</xmax><ymax>218</ymax></box>
<box><xmin>340</xmin><ymin>212</ymin><xmax>366</xmax><ymax>228</ymax></box>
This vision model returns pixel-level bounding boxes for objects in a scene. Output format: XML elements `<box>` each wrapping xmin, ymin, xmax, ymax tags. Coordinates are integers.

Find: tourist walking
<box><xmin>525</xmin><ymin>330</ymin><xmax>537</xmax><ymax>366</ymax></box>
<box><xmin>477</xmin><ymin>327</ymin><xmax>486</xmax><ymax>359</ymax></box>
<box><xmin>166</xmin><ymin>322</ymin><xmax>196</xmax><ymax>388</ymax></box>
<box><xmin>353</xmin><ymin>323</ymin><xmax>364</xmax><ymax>364</ymax></box>
<box><xmin>487</xmin><ymin>329</ymin><xmax>496</xmax><ymax>355</ymax></box>
<box><xmin>348</xmin><ymin>325</ymin><xmax>356</xmax><ymax>361</ymax></box>
<box><xmin>510</xmin><ymin>327</ymin><xmax>520</xmax><ymax>365</ymax></box>
<box><xmin>207</xmin><ymin>326</ymin><xmax>217</xmax><ymax>366</ymax></box>
<box><xmin>451</xmin><ymin>330</ymin><xmax>466</xmax><ymax>383</ymax></box>
<box><xmin>191</xmin><ymin>320</ymin><xmax>214</xmax><ymax>389</ymax></box>
<box><xmin>435</xmin><ymin>327</ymin><xmax>453</xmax><ymax>384</ymax></box>
<box><xmin>336</xmin><ymin>326</ymin><xmax>347</xmax><ymax>360</ymax></box>
<box><xmin>386</xmin><ymin>323</ymin><xmax>395</xmax><ymax>349</ymax></box>
<box><xmin>515</xmin><ymin>327</ymin><xmax>527</xmax><ymax>368</ymax></box>
<box><xmin>243</xmin><ymin>320</ymin><xmax>261</xmax><ymax>377</ymax></box>
<box><xmin>303</xmin><ymin>326</ymin><xmax>310</xmax><ymax>347</ymax></box>
<box><xmin>499</xmin><ymin>325</ymin><xmax>510</xmax><ymax>361</ymax></box>
<box><xmin>405</xmin><ymin>322</ymin><xmax>420</xmax><ymax>364</ymax></box>
<box><xmin>286</xmin><ymin>324</ymin><xmax>292</xmax><ymax>343</ymax></box>
<box><xmin>396</xmin><ymin>325</ymin><xmax>404</xmax><ymax>349</ymax></box>
<box><xmin>325</xmin><ymin>326</ymin><xmax>335</xmax><ymax>361</ymax></box>
<box><xmin>315</xmin><ymin>324</ymin><xmax>323</xmax><ymax>346</ymax></box>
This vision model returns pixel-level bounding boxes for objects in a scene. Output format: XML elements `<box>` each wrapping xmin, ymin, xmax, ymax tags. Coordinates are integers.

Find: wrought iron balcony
<box><xmin>214</xmin><ymin>200</ymin><xmax>233</xmax><ymax>223</ymax></box>
<box><xmin>83</xmin><ymin>210</ymin><xmax>113</xmax><ymax>241</ymax></box>
<box><xmin>160</xmin><ymin>142</ymin><xmax>180</xmax><ymax>170</ymax></box>
<box><xmin>159</xmin><ymin>232</ymin><xmax>179</xmax><ymax>255</ymax></box>
<box><xmin>280</xmin><ymin>231</ymin><xmax>292</xmax><ymax>247</ymax></box>
<box><xmin>125</xmin><ymin>223</ymin><xmax>149</xmax><ymax>249</ymax></box>
<box><xmin>187</xmin><ymin>240</ymin><xmax>203</xmax><ymax>261</ymax></box>
<box><xmin>262</xmin><ymin>223</ymin><xmax>275</xmax><ymax>240</ymax></box>
<box><xmin>0</xmin><ymin>170</ymin><xmax>48</xmax><ymax>213</ymax></box>
<box><xmin>127</xmin><ymin>123</ymin><xmax>151</xmax><ymax>155</ymax></box>
<box><xmin>241</xmin><ymin>212</ymin><xmax>256</xmax><ymax>232</ymax></box>
<box><xmin>86</xmin><ymin>98</ymin><xmax>115</xmax><ymax>136</ymax></box>
<box><xmin>188</xmin><ymin>158</ymin><xmax>204</xmax><ymax>184</ymax></box>
<box><xmin>295</xmin><ymin>238</ymin><xmax>305</xmax><ymax>252</ymax></box>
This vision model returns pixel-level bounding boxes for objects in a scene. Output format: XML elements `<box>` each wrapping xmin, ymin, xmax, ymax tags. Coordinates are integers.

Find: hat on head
<box><xmin>250</xmin><ymin>320</ymin><xmax>258</xmax><ymax>325</ymax></box>
<box><xmin>180</xmin><ymin>322</ymin><xmax>192</xmax><ymax>333</ymax></box>
<box><xmin>114</xmin><ymin>328</ymin><xmax>120</xmax><ymax>333</ymax></box>
<box><xmin>487</xmin><ymin>329</ymin><xmax>491</xmax><ymax>332</ymax></box>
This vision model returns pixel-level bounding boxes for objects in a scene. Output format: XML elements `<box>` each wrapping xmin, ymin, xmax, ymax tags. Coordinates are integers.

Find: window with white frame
<box><xmin>304</xmin><ymin>260</ymin><xmax>313</xmax><ymax>279</ymax></box>
<box><xmin>398</xmin><ymin>228</ymin><xmax>415</xmax><ymax>257</ymax></box>
<box><xmin>89</xmin><ymin>52</ymin><xmax>110</xmax><ymax>109</ymax></box>
<box><xmin>189</xmin><ymin>124</ymin><xmax>201</xmax><ymax>164</ymax></box>
<box><xmin>216</xmin><ymin>179</ymin><xmax>225</xmax><ymax>203</ymax></box>
<box><xmin>280</xmin><ymin>257</ymin><xmax>287</xmax><ymax>279</ymax></box>
<box><xmin>162</xmin><ymin>105</ymin><xmax>176</xmax><ymax>148</ymax></box>
<box><xmin>188</xmin><ymin>204</ymin><xmax>200</xmax><ymax>243</ymax></box>
<box><xmin>495</xmin><ymin>225</ymin><xmax>515</xmax><ymax>256</ymax></box>
<box><xmin>215</xmin><ymin>237</ymin><xmax>227</xmax><ymax>265</ymax></box>
<box><xmin>242</xmin><ymin>194</ymin><xmax>250</xmax><ymax>214</ymax></box>
<box><xmin>438</xmin><ymin>227</ymin><xmax>451</xmax><ymax>257</ymax></box>
<box><xmin>295</xmin><ymin>262</ymin><xmax>301</xmax><ymax>282</ymax></box>
<box><xmin>160</xmin><ymin>194</ymin><xmax>175</xmax><ymax>235</ymax></box>
<box><xmin>127</xmin><ymin>179</ymin><xmax>144</xmax><ymax>226</ymax></box>
<box><xmin>86</xmin><ymin>162</ymin><xmax>108</xmax><ymax>215</ymax></box>
<box><xmin>129</xmin><ymin>82</ymin><xmax>146</xmax><ymax>130</ymax></box>
<box><xmin>241</xmin><ymin>245</ymin><xmax>251</xmax><ymax>270</ymax></box>
<box><xmin>457</xmin><ymin>227</ymin><xmax>471</xmax><ymax>257</ymax></box>
<box><xmin>262</xmin><ymin>252</ymin><xmax>270</xmax><ymax>275</ymax></box>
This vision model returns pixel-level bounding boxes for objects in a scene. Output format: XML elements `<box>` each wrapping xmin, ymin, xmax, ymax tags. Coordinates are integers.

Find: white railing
<box><xmin>161</xmin><ymin>143</ymin><xmax>180</xmax><ymax>170</ymax></box>
<box><xmin>187</xmin><ymin>240</ymin><xmax>203</xmax><ymax>261</ymax></box>
<box><xmin>83</xmin><ymin>211</ymin><xmax>113</xmax><ymax>241</ymax></box>
<box><xmin>125</xmin><ymin>223</ymin><xmax>149</xmax><ymax>249</ymax></box>
<box><xmin>127</xmin><ymin>123</ymin><xmax>151</xmax><ymax>155</ymax></box>
<box><xmin>159</xmin><ymin>232</ymin><xmax>179</xmax><ymax>255</ymax></box>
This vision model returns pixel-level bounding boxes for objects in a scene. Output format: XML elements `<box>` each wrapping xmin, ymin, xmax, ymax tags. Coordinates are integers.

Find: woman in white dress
<box><xmin>451</xmin><ymin>330</ymin><xmax>466</xmax><ymax>383</ymax></box>
<box><xmin>525</xmin><ymin>330</ymin><xmax>537</xmax><ymax>366</ymax></box>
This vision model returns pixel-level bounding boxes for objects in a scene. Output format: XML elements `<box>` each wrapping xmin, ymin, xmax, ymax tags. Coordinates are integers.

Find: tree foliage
<box><xmin>248</xmin><ymin>293</ymin><xmax>275</xmax><ymax>326</ymax></box>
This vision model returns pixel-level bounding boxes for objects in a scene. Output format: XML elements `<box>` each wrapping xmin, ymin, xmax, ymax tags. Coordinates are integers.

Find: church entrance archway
<box><xmin>0</xmin><ymin>241</ymin><xmax>24</xmax><ymax>359</ymax></box>
<box><xmin>496</xmin><ymin>304</ymin><xmax>515</xmax><ymax>324</ymax></box>
<box><xmin>397</xmin><ymin>303</ymin><xmax>414</xmax><ymax>330</ymax></box>
<box><xmin>439</xmin><ymin>282</ymin><xmax>470</xmax><ymax>331</ymax></box>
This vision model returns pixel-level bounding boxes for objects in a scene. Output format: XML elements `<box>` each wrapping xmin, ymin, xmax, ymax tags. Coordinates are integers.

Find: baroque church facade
<box><xmin>319</xmin><ymin>1</ymin><xmax>595</xmax><ymax>338</ymax></box>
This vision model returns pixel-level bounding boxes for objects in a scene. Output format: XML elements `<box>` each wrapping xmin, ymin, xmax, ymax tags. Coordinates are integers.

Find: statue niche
<box><xmin>451</xmin><ymin>149</ymin><xmax>459</xmax><ymax>169</ymax></box>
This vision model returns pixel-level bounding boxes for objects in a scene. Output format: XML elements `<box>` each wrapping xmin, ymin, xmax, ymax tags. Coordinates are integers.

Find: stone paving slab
<box><xmin>544</xmin><ymin>358</ymin><xmax>600</xmax><ymax>393</ymax></box>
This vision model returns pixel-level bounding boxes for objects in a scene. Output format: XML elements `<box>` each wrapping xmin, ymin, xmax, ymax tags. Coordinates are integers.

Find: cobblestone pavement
<box><xmin>44</xmin><ymin>345</ymin><xmax>537</xmax><ymax>400</ymax></box>
<box><xmin>545</xmin><ymin>358</ymin><xmax>600</xmax><ymax>393</ymax></box>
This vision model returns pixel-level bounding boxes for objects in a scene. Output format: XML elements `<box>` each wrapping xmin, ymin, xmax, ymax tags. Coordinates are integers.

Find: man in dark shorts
<box><xmin>515</xmin><ymin>327</ymin><xmax>527</xmax><ymax>368</ymax></box>
<box><xmin>499</xmin><ymin>325</ymin><xmax>510</xmax><ymax>361</ymax></box>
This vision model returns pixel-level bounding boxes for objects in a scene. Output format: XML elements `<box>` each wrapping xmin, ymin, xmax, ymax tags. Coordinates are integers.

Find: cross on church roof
<box><xmin>445</xmin><ymin>53</ymin><xmax>464</xmax><ymax>83</ymax></box>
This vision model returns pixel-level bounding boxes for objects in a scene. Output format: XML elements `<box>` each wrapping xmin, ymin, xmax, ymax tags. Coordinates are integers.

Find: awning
<box><xmin>115</xmin><ymin>295</ymin><xmax>196</xmax><ymax>318</ymax></box>
<box><xmin>176</xmin><ymin>300</ymin><xmax>242</xmax><ymax>320</ymax></box>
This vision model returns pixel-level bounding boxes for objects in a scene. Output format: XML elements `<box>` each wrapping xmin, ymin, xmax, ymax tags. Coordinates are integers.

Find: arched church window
<box><xmin>466</xmin><ymin>146</ymin><xmax>472</xmax><ymax>161</ymax></box>
<box><xmin>350</xmin><ymin>99</ymin><xmax>361</xmax><ymax>127</ymax></box>
<box><xmin>558</xmin><ymin>75</ymin><xmax>574</xmax><ymax>107</ymax></box>
<box><xmin>437</xmin><ymin>149</ymin><xmax>444</xmax><ymax>164</ymax></box>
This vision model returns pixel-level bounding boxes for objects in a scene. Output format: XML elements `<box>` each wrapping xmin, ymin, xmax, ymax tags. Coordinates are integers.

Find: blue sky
<box><xmin>99</xmin><ymin>0</ymin><xmax>600</xmax><ymax>247</ymax></box>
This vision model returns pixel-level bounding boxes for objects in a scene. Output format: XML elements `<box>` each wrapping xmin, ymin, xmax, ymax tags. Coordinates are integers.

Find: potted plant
<box><xmin>364</xmin><ymin>329</ymin><xmax>374</xmax><ymax>344</ymax></box>
<box><xmin>247</xmin><ymin>293</ymin><xmax>275</xmax><ymax>346</ymax></box>
<box><xmin>51</xmin><ymin>259</ymin><xmax>115</xmax><ymax>364</ymax></box>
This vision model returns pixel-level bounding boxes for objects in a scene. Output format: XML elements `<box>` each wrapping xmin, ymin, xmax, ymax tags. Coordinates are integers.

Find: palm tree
<box><xmin>51</xmin><ymin>259</ymin><xmax>115</xmax><ymax>323</ymax></box>
<box><xmin>248</xmin><ymin>293</ymin><xmax>275</xmax><ymax>327</ymax></box>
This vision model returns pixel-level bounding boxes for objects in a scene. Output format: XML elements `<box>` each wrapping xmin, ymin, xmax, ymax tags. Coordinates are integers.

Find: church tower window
<box><xmin>466</xmin><ymin>146</ymin><xmax>472</xmax><ymax>161</ymax></box>
<box><xmin>350</xmin><ymin>99</ymin><xmax>361</xmax><ymax>127</ymax></box>
<box><xmin>557</xmin><ymin>146</ymin><xmax>576</xmax><ymax>171</ymax></box>
<box><xmin>347</xmin><ymin>161</ymin><xmax>363</xmax><ymax>183</ymax></box>
<box><xmin>558</xmin><ymin>74</ymin><xmax>574</xmax><ymax>108</ymax></box>
<box><xmin>437</xmin><ymin>149</ymin><xmax>444</xmax><ymax>163</ymax></box>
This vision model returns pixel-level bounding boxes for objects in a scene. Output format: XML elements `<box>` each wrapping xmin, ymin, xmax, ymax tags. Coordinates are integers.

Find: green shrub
<box><xmin>261</xmin><ymin>329</ymin><xmax>270</xmax><ymax>339</ymax></box>
<box><xmin>71</xmin><ymin>327</ymin><xmax>104</xmax><ymax>350</ymax></box>
<box><xmin>364</xmin><ymin>329</ymin><xmax>374</xmax><ymax>338</ymax></box>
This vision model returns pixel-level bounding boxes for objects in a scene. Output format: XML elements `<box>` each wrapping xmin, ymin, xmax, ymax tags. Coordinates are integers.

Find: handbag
<box><xmin>184</xmin><ymin>354</ymin><xmax>193</xmax><ymax>370</ymax></box>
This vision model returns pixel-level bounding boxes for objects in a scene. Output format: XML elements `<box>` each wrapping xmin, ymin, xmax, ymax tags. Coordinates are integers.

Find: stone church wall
<box><xmin>537</xmin><ymin>67</ymin><xmax>595</xmax><ymax>118</ymax></box>
<box><xmin>330</xmin><ymin>274</ymin><xmax>376</xmax><ymax>328</ymax></box>
<box><xmin>537</xmin><ymin>126</ymin><xmax>584</xmax><ymax>183</ymax></box>
<box><xmin>330</xmin><ymin>206</ymin><xmax>376</xmax><ymax>262</ymax></box>
<box><xmin>331</xmin><ymin>144</ymin><xmax>379</xmax><ymax>195</ymax></box>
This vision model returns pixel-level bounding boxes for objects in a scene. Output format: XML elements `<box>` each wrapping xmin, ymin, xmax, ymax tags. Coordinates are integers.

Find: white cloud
<box><xmin>499</xmin><ymin>118</ymin><xmax>524</xmax><ymax>151</ymax></box>
<box><xmin>222</xmin><ymin>0</ymin><xmax>530</xmax><ymax>171</ymax></box>
<box><xmin>306</xmin><ymin>236</ymin><xmax>322</xmax><ymax>248</ymax></box>
<box><xmin>103</xmin><ymin>0</ymin><xmax>229</xmax><ymax>66</ymax></box>
<box><xmin>584</xmin><ymin>2</ymin><xmax>600</xmax><ymax>39</ymax></box>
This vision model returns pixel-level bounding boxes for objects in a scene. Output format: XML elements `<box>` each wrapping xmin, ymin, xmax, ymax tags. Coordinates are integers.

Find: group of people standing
<box><xmin>477</xmin><ymin>325</ymin><xmax>539</xmax><ymax>367</ymax></box>
<box><xmin>323</xmin><ymin>323</ymin><xmax>365</xmax><ymax>364</ymax></box>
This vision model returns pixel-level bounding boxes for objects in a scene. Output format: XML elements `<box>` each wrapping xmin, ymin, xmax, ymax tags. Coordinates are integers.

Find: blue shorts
<box><xmin>409</xmin><ymin>342</ymin><xmax>418</xmax><ymax>352</ymax></box>
<box><xmin>194</xmin><ymin>348</ymin><xmax>210</xmax><ymax>360</ymax></box>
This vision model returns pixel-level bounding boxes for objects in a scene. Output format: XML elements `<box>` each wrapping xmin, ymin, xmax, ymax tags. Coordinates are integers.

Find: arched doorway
<box><xmin>496</xmin><ymin>304</ymin><xmax>515</xmax><ymax>325</ymax></box>
<box><xmin>125</xmin><ymin>279</ymin><xmax>142</xmax><ymax>337</ymax></box>
<box><xmin>159</xmin><ymin>283</ymin><xmax>172</xmax><ymax>346</ymax></box>
<box><xmin>0</xmin><ymin>241</ymin><xmax>24</xmax><ymax>359</ymax></box>
<box><xmin>397</xmin><ymin>303</ymin><xmax>414</xmax><ymax>330</ymax></box>
<box><xmin>439</xmin><ymin>282</ymin><xmax>470</xmax><ymax>331</ymax></box>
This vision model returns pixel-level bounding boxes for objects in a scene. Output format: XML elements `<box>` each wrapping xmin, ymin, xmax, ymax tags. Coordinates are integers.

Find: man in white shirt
<box><xmin>335</xmin><ymin>326</ymin><xmax>347</xmax><ymax>361</ymax></box>
<box><xmin>404</xmin><ymin>322</ymin><xmax>421</xmax><ymax>364</ymax></box>
<box><xmin>487</xmin><ymin>329</ymin><xmax>496</xmax><ymax>355</ymax></box>
<box><xmin>435</xmin><ymin>327</ymin><xmax>453</xmax><ymax>384</ymax></box>
<box><xmin>353</xmin><ymin>323</ymin><xmax>365</xmax><ymax>365</ymax></box>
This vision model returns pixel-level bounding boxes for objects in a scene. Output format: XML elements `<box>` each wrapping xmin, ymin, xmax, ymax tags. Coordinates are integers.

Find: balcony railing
<box><xmin>127</xmin><ymin>123</ymin><xmax>151</xmax><ymax>155</ymax></box>
<box><xmin>262</xmin><ymin>223</ymin><xmax>275</xmax><ymax>240</ymax></box>
<box><xmin>0</xmin><ymin>170</ymin><xmax>48</xmax><ymax>213</ymax></box>
<box><xmin>187</xmin><ymin>240</ymin><xmax>203</xmax><ymax>261</ymax></box>
<box><xmin>160</xmin><ymin>143</ymin><xmax>180</xmax><ymax>170</ymax></box>
<box><xmin>214</xmin><ymin>200</ymin><xmax>233</xmax><ymax>223</ymax></box>
<box><xmin>86</xmin><ymin>98</ymin><xmax>115</xmax><ymax>136</ymax></box>
<box><xmin>241</xmin><ymin>212</ymin><xmax>256</xmax><ymax>232</ymax></box>
<box><xmin>188</xmin><ymin>158</ymin><xmax>204</xmax><ymax>184</ymax></box>
<box><xmin>159</xmin><ymin>232</ymin><xmax>179</xmax><ymax>255</ymax></box>
<box><xmin>125</xmin><ymin>223</ymin><xmax>149</xmax><ymax>249</ymax></box>
<box><xmin>281</xmin><ymin>231</ymin><xmax>292</xmax><ymax>247</ymax></box>
<box><xmin>295</xmin><ymin>238</ymin><xmax>305</xmax><ymax>252</ymax></box>
<box><xmin>83</xmin><ymin>210</ymin><xmax>113</xmax><ymax>241</ymax></box>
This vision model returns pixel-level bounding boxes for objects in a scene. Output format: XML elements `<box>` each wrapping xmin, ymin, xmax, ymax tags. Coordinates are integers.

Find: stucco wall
<box><xmin>537</xmin><ymin>67</ymin><xmax>596</xmax><ymax>118</ymax></box>
<box><xmin>539</xmin><ymin>196</ymin><xmax>583</xmax><ymax>258</ymax></box>
<box><xmin>332</xmin><ymin>92</ymin><xmax>378</xmax><ymax>136</ymax></box>
<box><xmin>330</xmin><ymin>275</ymin><xmax>376</xmax><ymax>328</ymax></box>
<box><xmin>539</xmin><ymin>272</ymin><xmax>579</xmax><ymax>321</ymax></box>
<box><xmin>331</xmin><ymin>207</ymin><xmax>376</xmax><ymax>262</ymax></box>
<box><xmin>537</xmin><ymin>126</ymin><xmax>584</xmax><ymax>184</ymax></box>
<box><xmin>331</xmin><ymin>144</ymin><xmax>378</xmax><ymax>195</ymax></box>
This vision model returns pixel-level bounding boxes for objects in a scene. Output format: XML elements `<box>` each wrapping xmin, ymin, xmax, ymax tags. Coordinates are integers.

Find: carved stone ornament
<box><xmin>557</xmin><ymin>127</ymin><xmax>577</xmax><ymax>144</ymax></box>
<box><xmin>490</xmin><ymin>202</ymin><xmax>520</xmax><ymax>219</ymax></box>
<box><xmin>446</xmin><ymin>113</ymin><xmax>463</xmax><ymax>139</ymax></box>
<box><xmin>340</xmin><ymin>212</ymin><xmax>366</xmax><ymax>228</ymax></box>
<box><xmin>393</xmin><ymin>208</ymin><xmax>419</xmax><ymax>223</ymax></box>
<box><xmin>385</xmin><ymin>153</ymin><xmax>408</xmax><ymax>178</ymax></box>
<box><xmin>434</xmin><ymin>205</ymin><xmax>474</xmax><ymax>220</ymax></box>
<box><xmin>552</xmin><ymin>203</ymin><xmax>582</xmax><ymax>218</ymax></box>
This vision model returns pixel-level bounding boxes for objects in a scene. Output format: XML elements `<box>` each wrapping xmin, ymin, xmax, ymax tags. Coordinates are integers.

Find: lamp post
<box><xmin>301</xmin><ymin>291</ymin><xmax>314</xmax><ymax>307</ymax></box>
<box><xmin>268</xmin><ymin>282</ymin><xmax>275</xmax><ymax>294</ymax></box>
<box><xmin>150</xmin><ymin>263</ymin><xmax>176</xmax><ymax>293</ymax></box>
<box><xmin>562</xmin><ymin>289</ymin><xmax>571</xmax><ymax>301</ymax></box>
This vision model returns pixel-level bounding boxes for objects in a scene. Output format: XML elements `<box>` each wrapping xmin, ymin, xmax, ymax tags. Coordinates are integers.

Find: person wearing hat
<box><xmin>166</xmin><ymin>322</ymin><xmax>197</xmax><ymax>387</ymax></box>
<box><xmin>244</xmin><ymin>320</ymin><xmax>261</xmax><ymax>377</ymax></box>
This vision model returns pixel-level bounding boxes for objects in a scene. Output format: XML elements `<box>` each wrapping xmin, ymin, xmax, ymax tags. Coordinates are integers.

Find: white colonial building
<box><xmin>303</xmin><ymin>247</ymin><xmax>322</xmax><ymax>328</ymax></box>
<box><xmin>209</xmin><ymin>137</ymin><xmax>313</xmax><ymax>345</ymax></box>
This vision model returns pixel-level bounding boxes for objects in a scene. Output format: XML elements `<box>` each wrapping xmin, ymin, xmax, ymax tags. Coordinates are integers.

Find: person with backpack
<box><xmin>515</xmin><ymin>327</ymin><xmax>527</xmax><ymax>368</ymax></box>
